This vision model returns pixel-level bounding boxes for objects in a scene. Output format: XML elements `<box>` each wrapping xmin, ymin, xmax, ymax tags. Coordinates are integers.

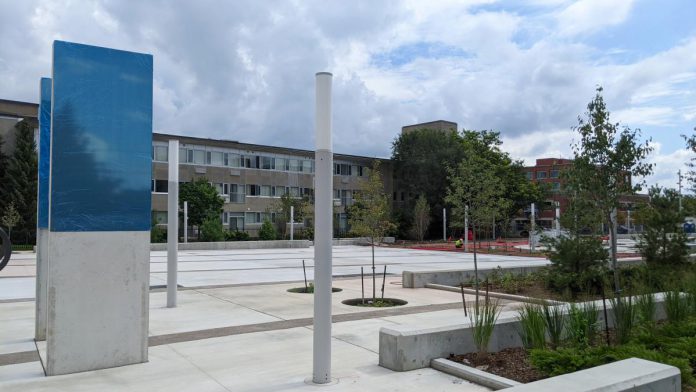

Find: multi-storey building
<box><xmin>151</xmin><ymin>133</ymin><xmax>392</xmax><ymax>237</ymax></box>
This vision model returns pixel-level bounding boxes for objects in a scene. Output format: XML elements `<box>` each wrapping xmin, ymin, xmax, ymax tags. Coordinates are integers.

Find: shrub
<box><xmin>224</xmin><ymin>230</ymin><xmax>250</xmax><ymax>241</ymax></box>
<box><xmin>200</xmin><ymin>216</ymin><xmax>225</xmax><ymax>242</ymax></box>
<box><xmin>566</xmin><ymin>302</ymin><xmax>599</xmax><ymax>348</ymax></box>
<box><xmin>259</xmin><ymin>219</ymin><xmax>277</xmax><ymax>240</ymax></box>
<box><xmin>517</xmin><ymin>302</ymin><xmax>547</xmax><ymax>349</ymax></box>
<box><xmin>151</xmin><ymin>225</ymin><xmax>166</xmax><ymax>243</ymax></box>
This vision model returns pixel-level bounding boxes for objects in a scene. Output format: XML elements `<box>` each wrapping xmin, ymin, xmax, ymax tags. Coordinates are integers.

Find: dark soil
<box><xmin>341</xmin><ymin>298</ymin><xmax>407</xmax><ymax>307</ymax></box>
<box><xmin>448</xmin><ymin>347</ymin><xmax>545</xmax><ymax>383</ymax></box>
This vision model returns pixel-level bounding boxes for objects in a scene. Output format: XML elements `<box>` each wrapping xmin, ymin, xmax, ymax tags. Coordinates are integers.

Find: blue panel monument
<box><xmin>44</xmin><ymin>40</ymin><xmax>152</xmax><ymax>376</ymax></box>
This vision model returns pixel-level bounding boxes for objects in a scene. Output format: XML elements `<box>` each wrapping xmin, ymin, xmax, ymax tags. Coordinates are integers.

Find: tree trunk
<box><xmin>473</xmin><ymin>223</ymin><xmax>479</xmax><ymax>309</ymax></box>
<box><xmin>372</xmin><ymin>241</ymin><xmax>376</xmax><ymax>303</ymax></box>
<box><xmin>607</xmin><ymin>212</ymin><xmax>620</xmax><ymax>299</ymax></box>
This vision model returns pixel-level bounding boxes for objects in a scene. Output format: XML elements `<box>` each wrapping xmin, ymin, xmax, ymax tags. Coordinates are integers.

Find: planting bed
<box><xmin>286</xmin><ymin>287</ymin><xmax>342</xmax><ymax>293</ymax></box>
<box><xmin>448</xmin><ymin>347</ymin><xmax>544</xmax><ymax>383</ymax></box>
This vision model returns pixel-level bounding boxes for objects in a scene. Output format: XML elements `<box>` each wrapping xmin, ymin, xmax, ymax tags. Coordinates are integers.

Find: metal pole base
<box><xmin>304</xmin><ymin>377</ymin><xmax>339</xmax><ymax>386</ymax></box>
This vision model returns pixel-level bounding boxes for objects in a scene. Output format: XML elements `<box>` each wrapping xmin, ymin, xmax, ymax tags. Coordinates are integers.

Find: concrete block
<box><xmin>34</xmin><ymin>228</ymin><xmax>48</xmax><ymax>341</ymax></box>
<box><xmin>150</xmin><ymin>240</ymin><xmax>311</xmax><ymax>251</ymax></box>
<box><xmin>431</xmin><ymin>358</ymin><xmax>521</xmax><ymax>390</ymax></box>
<box><xmin>504</xmin><ymin>358</ymin><xmax>680</xmax><ymax>391</ymax></box>
<box><xmin>45</xmin><ymin>231</ymin><xmax>149</xmax><ymax>375</ymax></box>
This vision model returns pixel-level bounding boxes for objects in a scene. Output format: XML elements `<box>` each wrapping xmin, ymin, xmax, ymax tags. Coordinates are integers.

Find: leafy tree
<box><xmin>412</xmin><ymin>194</ymin><xmax>430</xmax><ymax>241</ymax></box>
<box><xmin>200</xmin><ymin>216</ymin><xmax>225</xmax><ymax>242</ymax></box>
<box><xmin>258</xmin><ymin>219</ymin><xmax>277</xmax><ymax>240</ymax></box>
<box><xmin>446</xmin><ymin>153</ymin><xmax>511</xmax><ymax>305</ymax></box>
<box><xmin>682</xmin><ymin>127</ymin><xmax>696</xmax><ymax>191</ymax></box>
<box><xmin>179</xmin><ymin>178</ymin><xmax>224</xmax><ymax>234</ymax></box>
<box><xmin>636</xmin><ymin>186</ymin><xmax>688</xmax><ymax>266</ymax></box>
<box><xmin>391</xmin><ymin>128</ymin><xmax>465</xmax><ymax>237</ymax></box>
<box><xmin>1</xmin><ymin>201</ymin><xmax>21</xmax><ymax>240</ymax></box>
<box><xmin>349</xmin><ymin>160</ymin><xmax>396</xmax><ymax>302</ymax></box>
<box><xmin>273</xmin><ymin>193</ymin><xmax>310</xmax><ymax>239</ymax></box>
<box><xmin>567</xmin><ymin>87</ymin><xmax>653</xmax><ymax>297</ymax></box>
<box><xmin>0</xmin><ymin>121</ymin><xmax>37</xmax><ymax>244</ymax></box>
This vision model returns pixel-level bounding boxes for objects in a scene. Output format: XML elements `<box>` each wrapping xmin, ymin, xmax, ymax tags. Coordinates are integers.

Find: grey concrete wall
<box><xmin>403</xmin><ymin>265</ymin><xmax>545</xmax><ymax>288</ymax></box>
<box><xmin>380</xmin><ymin>294</ymin><xmax>669</xmax><ymax>372</ymax></box>
<box><xmin>46</xmin><ymin>231</ymin><xmax>149</xmax><ymax>375</ymax></box>
<box><xmin>504</xmin><ymin>358</ymin><xmax>680</xmax><ymax>391</ymax></box>
<box><xmin>34</xmin><ymin>228</ymin><xmax>48</xmax><ymax>341</ymax></box>
<box><xmin>150</xmin><ymin>239</ymin><xmax>311</xmax><ymax>251</ymax></box>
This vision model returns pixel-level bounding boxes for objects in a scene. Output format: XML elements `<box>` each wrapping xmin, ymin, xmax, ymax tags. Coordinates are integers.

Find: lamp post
<box><xmin>313</xmin><ymin>72</ymin><xmax>333</xmax><ymax>384</ymax></box>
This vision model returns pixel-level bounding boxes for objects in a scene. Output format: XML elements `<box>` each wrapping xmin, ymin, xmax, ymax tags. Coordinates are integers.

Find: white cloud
<box><xmin>556</xmin><ymin>0</ymin><xmax>635</xmax><ymax>37</ymax></box>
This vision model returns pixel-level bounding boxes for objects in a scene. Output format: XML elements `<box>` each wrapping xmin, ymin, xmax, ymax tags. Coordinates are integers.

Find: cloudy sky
<box><xmin>1</xmin><ymin>0</ymin><xmax>695</xmax><ymax>189</ymax></box>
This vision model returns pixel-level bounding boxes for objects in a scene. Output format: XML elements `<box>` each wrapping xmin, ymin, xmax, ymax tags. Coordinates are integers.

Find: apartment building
<box><xmin>151</xmin><ymin>133</ymin><xmax>392</xmax><ymax>236</ymax></box>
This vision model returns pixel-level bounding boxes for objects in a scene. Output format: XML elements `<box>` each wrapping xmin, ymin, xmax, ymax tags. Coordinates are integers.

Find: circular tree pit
<box><xmin>341</xmin><ymin>298</ymin><xmax>407</xmax><ymax>307</ymax></box>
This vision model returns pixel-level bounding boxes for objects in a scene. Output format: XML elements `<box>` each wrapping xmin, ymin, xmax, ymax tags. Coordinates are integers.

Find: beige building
<box><xmin>151</xmin><ymin>133</ymin><xmax>392</xmax><ymax>237</ymax></box>
<box><xmin>401</xmin><ymin>120</ymin><xmax>457</xmax><ymax>135</ymax></box>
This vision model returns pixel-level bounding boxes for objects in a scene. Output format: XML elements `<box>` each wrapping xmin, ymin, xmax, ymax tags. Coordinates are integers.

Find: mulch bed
<box><xmin>448</xmin><ymin>347</ymin><xmax>545</xmax><ymax>383</ymax></box>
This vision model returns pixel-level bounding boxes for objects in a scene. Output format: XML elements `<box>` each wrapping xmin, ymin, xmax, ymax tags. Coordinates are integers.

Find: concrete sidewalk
<box><xmin>0</xmin><ymin>275</ymin><xmax>505</xmax><ymax>391</ymax></box>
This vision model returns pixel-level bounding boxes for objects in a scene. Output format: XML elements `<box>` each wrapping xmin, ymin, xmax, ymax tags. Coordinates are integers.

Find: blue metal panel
<box><xmin>50</xmin><ymin>41</ymin><xmax>153</xmax><ymax>232</ymax></box>
<box><xmin>38</xmin><ymin>77</ymin><xmax>51</xmax><ymax>229</ymax></box>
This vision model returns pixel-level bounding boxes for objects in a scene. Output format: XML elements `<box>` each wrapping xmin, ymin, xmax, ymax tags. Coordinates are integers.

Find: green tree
<box><xmin>258</xmin><ymin>219</ymin><xmax>277</xmax><ymax>240</ymax></box>
<box><xmin>412</xmin><ymin>194</ymin><xmax>430</xmax><ymax>242</ymax></box>
<box><xmin>1</xmin><ymin>121</ymin><xmax>37</xmax><ymax>244</ymax></box>
<box><xmin>636</xmin><ymin>186</ymin><xmax>688</xmax><ymax>266</ymax></box>
<box><xmin>349</xmin><ymin>160</ymin><xmax>396</xmax><ymax>302</ymax></box>
<box><xmin>567</xmin><ymin>86</ymin><xmax>653</xmax><ymax>297</ymax></box>
<box><xmin>682</xmin><ymin>127</ymin><xmax>696</xmax><ymax>191</ymax></box>
<box><xmin>446</xmin><ymin>153</ymin><xmax>511</xmax><ymax>305</ymax></box>
<box><xmin>179</xmin><ymin>178</ymin><xmax>224</xmax><ymax>234</ymax></box>
<box><xmin>391</xmin><ymin>128</ymin><xmax>465</xmax><ymax>237</ymax></box>
<box><xmin>1</xmin><ymin>201</ymin><xmax>21</xmax><ymax>240</ymax></box>
<box><xmin>200</xmin><ymin>216</ymin><xmax>225</xmax><ymax>242</ymax></box>
<box><xmin>273</xmin><ymin>193</ymin><xmax>310</xmax><ymax>239</ymax></box>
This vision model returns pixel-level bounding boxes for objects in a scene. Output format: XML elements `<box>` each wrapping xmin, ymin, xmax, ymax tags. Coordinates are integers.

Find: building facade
<box><xmin>151</xmin><ymin>133</ymin><xmax>392</xmax><ymax>237</ymax></box>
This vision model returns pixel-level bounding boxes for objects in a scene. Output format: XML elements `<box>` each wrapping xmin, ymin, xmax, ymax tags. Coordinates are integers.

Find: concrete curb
<box><xmin>430</xmin><ymin>358</ymin><xmax>520</xmax><ymax>390</ymax></box>
<box><xmin>424</xmin><ymin>283</ymin><xmax>563</xmax><ymax>305</ymax></box>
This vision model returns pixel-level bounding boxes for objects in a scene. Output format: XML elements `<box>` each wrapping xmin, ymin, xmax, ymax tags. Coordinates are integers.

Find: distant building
<box><xmin>401</xmin><ymin>120</ymin><xmax>457</xmax><ymax>135</ymax></box>
<box><xmin>151</xmin><ymin>133</ymin><xmax>392</xmax><ymax>237</ymax></box>
<box><xmin>0</xmin><ymin>99</ymin><xmax>39</xmax><ymax>155</ymax></box>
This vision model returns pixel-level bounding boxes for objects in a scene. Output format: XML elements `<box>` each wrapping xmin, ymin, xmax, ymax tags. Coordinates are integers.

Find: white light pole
<box><xmin>464</xmin><ymin>205</ymin><xmax>469</xmax><ymax>252</ymax></box>
<box><xmin>313</xmin><ymin>71</ymin><xmax>333</xmax><ymax>384</ymax></box>
<box><xmin>290</xmin><ymin>205</ymin><xmax>295</xmax><ymax>241</ymax></box>
<box><xmin>442</xmin><ymin>208</ymin><xmax>447</xmax><ymax>242</ymax></box>
<box><xmin>183</xmin><ymin>201</ymin><xmax>188</xmax><ymax>243</ymax></box>
<box><xmin>167</xmin><ymin>140</ymin><xmax>179</xmax><ymax>308</ymax></box>
<box><xmin>530</xmin><ymin>203</ymin><xmax>536</xmax><ymax>252</ymax></box>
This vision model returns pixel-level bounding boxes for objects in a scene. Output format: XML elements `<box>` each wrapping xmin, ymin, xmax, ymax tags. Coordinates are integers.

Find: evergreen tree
<box><xmin>0</xmin><ymin>133</ymin><xmax>8</xmax><ymax>188</ymax></box>
<box><xmin>1</xmin><ymin>121</ymin><xmax>37</xmax><ymax>244</ymax></box>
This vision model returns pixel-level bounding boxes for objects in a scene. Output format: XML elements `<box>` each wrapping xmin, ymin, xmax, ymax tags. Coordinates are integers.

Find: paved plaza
<box><xmin>0</xmin><ymin>245</ymin><xmax>548</xmax><ymax>391</ymax></box>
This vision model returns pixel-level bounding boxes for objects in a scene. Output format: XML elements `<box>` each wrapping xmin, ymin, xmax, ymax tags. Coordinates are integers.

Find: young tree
<box><xmin>412</xmin><ymin>194</ymin><xmax>430</xmax><ymax>241</ymax></box>
<box><xmin>567</xmin><ymin>87</ymin><xmax>653</xmax><ymax>297</ymax></box>
<box><xmin>273</xmin><ymin>193</ymin><xmax>310</xmax><ymax>239</ymax></box>
<box><xmin>1</xmin><ymin>202</ymin><xmax>21</xmax><ymax>240</ymax></box>
<box><xmin>179</xmin><ymin>178</ymin><xmax>224</xmax><ymax>235</ymax></box>
<box><xmin>258</xmin><ymin>219</ymin><xmax>277</xmax><ymax>240</ymax></box>
<box><xmin>446</xmin><ymin>153</ymin><xmax>511</xmax><ymax>305</ymax></box>
<box><xmin>349</xmin><ymin>160</ymin><xmax>396</xmax><ymax>302</ymax></box>
<box><xmin>636</xmin><ymin>186</ymin><xmax>688</xmax><ymax>266</ymax></box>
<box><xmin>200</xmin><ymin>216</ymin><xmax>225</xmax><ymax>242</ymax></box>
<box><xmin>1</xmin><ymin>121</ymin><xmax>37</xmax><ymax>244</ymax></box>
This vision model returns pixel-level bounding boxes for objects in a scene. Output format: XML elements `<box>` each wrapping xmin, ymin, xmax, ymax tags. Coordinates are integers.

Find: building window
<box><xmin>536</xmin><ymin>171</ymin><xmax>547</xmax><ymax>179</ymax></box>
<box><xmin>193</xmin><ymin>149</ymin><xmax>205</xmax><ymax>165</ymax></box>
<box><xmin>261</xmin><ymin>156</ymin><xmax>273</xmax><ymax>170</ymax></box>
<box><xmin>525</xmin><ymin>171</ymin><xmax>533</xmax><ymax>180</ymax></box>
<box><xmin>209</xmin><ymin>151</ymin><xmax>224</xmax><ymax>166</ymax></box>
<box><xmin>245</xmin><ymin>212</ymin><xmax>261</xmax><ymax>224</ymax></box>
<box><xmin>550</xmin><ymin>170</ymin><xmax>560</xmax><ymax>179</ymax></box>
<box><xmin>302</xmin><ymin>160</ymin><xmax>312</xmax><ymax>173</ymax></box>
<box><xmin>229</xmin><ymin>184</ymin><xmax>244</xmax><ymax>203</ymax></box>
<box><xmin>153</xmin><ymin>145</ymin><xmax>168</xmax><ymax>162</ymax></box>
<box><xmin>229</xmin><ymin>213</ymin><xmax>244</xmax><ymax>230</ymax></box>
<box><xmin>552</xmin><ymin>182</ymin><xmax>561</xmax><ymax>192</ymax></box>
<box><xmin>225</xmin><ymin>153</ymin><xmax>241</xmax><ymax>167</ymax></box>
<box><xmin>261</xmin><ymin>185</ymin><xmax>272</xmax><ymax>197</ymax></box>
<box><xmin>213</xmin><ymin>183</ymin><xmax>224</xmax><ymax>195</ymax></box>
<box><xmin>152</xmin><ymin>179</ymin><xmax>168</xmax><ymax>193</ymax></box>
<box><xmin>289</xmin><ymin>159</ymin><xmax>301</xmax><ymax>172</ymax></box>
<box><xmin>246</xmin><ymin>184</ymin><xmax>260</xmax><ymax>196</ymax></box>
<box><xmin>289</xmin><ymin>187</ymin><xmax>300</xmax><ymax>197</ymax></box>
<box><xmin>179</xmin><ymin>147</ymin><xmax>187</xmax><ymax>163</ymax></box>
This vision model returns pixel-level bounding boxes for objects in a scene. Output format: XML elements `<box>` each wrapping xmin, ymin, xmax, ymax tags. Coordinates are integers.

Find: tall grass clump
<box><xmin>565</xmin><ymin>301</ymin><xmax>599</xmax><ymax>348</ymax></box>
<box><xmin>517</xmin><ymin>302</ymin><xmax>547</xmax><ymax>349</ymax></box>
<box><xmin>469</xmin><ymin>293</ymin><xmax>501</xmax><ymax>358</ymax></box>
<box><xmin>542</xmin><ymin>303</ymin><xmax>565</xmax><ymax>349</ymax></box>
<box><xmin>635</xmin><ymin>292</ymin><xmax>656</xmax><ymax>326</ymax></box>
<box><xmin>664</xmin><ymin>290</ymin><xmax>690</xmax><ymax>323</ymax></box>
<box><xmin>610</xmin><ymin>296</ymin><xmax>636</xmax><ymax>344</ymax></box>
